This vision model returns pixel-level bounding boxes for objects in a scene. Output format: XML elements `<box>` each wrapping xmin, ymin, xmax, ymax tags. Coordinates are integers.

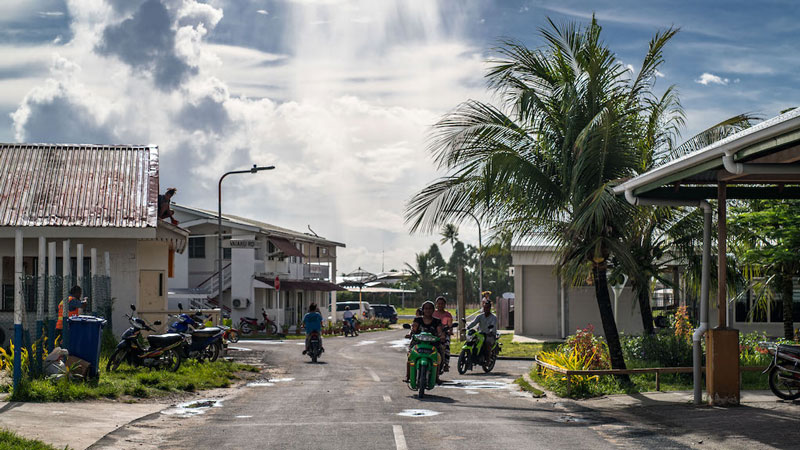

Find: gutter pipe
<box><xmin>722</xmin><ymin>152</ymin><xmax>800</xmax><ymax>175</ymax></box>
<box><xmin>624</xmin><ymin>190</ymin><xmax>711</xmax><ymax>405</ymax></box>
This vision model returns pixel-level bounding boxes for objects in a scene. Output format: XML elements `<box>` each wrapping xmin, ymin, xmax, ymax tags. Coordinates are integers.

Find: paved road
<box><xmin>92</xmin><ymin>330</ymin><xmax>686</xmax><ymax>450</ymax></box>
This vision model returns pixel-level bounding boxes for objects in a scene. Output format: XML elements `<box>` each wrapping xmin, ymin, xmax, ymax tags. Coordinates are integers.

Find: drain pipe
<box><xmin>722</xmin><ymin>152</ymin><xmax>800</xmax><ymax>175</ymax></box>
<box><xmin>625</xmin><ymin>190</ymin><xmax>711</xmax><ymax>405</ymax></box>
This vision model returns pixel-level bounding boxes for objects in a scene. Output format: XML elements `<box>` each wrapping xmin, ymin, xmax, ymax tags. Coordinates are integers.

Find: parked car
<box><xmin>329</xmin><ymin>301</ymin><xmax>372</xmax><ymax>321</ymax></box>
<box><xmin>370</xmin><ymin>304</ymin><xmax>398</xmax><ymax>324</ymax></box>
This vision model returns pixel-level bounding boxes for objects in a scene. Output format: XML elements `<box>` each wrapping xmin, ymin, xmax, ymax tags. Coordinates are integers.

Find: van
<box><xmin>329</xmin><ymin>301</ymin><xmax>372</xmax><ymax>321</ymax></box>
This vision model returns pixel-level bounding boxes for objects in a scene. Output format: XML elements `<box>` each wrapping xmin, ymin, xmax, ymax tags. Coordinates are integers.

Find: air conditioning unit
<box><xmin>232</xmin><ymin>298</ymin><xmax>250</xmax><ymax>309</ymax></box>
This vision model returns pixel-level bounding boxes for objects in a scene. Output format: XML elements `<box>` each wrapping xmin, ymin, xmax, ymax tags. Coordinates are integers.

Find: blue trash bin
<box><xmin>67</xmin><ymin>315</ymin><xmax>107</xmax><ymax>378</ymax></box>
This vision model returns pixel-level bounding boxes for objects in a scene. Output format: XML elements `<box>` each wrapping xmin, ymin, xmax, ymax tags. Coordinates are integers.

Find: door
<box><xmin>139</xmin><ymin>270</ymin><xmax>166</xmax><ymax>311</ymax></box>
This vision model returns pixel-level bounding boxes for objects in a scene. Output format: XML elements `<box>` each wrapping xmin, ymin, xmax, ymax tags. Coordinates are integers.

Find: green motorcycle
<box><xmin>402</xmin><ymin>324</ymin><xmax>440</xmax><ymax>398</ymax></box>
<box><xmin>457</xmin><ymin>324</ymin><xmax>501</xmax><ymax>374</ymax></box>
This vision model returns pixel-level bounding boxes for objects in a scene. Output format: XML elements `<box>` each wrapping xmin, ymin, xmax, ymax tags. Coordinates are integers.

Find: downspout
<box><xmin>625</xmin><ymin>190</ymin><xmax>711</xmax><ymax>405</ymax></box>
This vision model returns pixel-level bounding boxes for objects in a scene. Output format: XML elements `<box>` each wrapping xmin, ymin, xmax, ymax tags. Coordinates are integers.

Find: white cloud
<box><xmin>696</xmin><ymin>72</ymin><xmax>729</xmax><ymax>86</ymax></box>
<box><xmin>9</xmin><ymin>0</ymin><xmax>485</xmax><ymax>273</ymax></box>
<box><xmin>256</xmin><ymin>9</ymin><xmax>268</xmax><ymax>15</ymax></box>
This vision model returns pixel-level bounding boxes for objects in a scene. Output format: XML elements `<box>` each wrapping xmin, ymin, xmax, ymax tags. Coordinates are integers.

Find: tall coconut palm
<box><xmin>406</xmin><ymin>17</ymin><xmax>676</xmax><ymax>371</ymax></box>
<box><xmin>440</xmin><ymin>223</ymin><xmax>460</xmax><ymax>249</ymax></box>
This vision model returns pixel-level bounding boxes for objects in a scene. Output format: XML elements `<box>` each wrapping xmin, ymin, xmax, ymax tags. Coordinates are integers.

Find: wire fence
<box><xmin>0</xmin><ymin>274</ymin><xmax>113</xmax><ymax>379</ymax></box>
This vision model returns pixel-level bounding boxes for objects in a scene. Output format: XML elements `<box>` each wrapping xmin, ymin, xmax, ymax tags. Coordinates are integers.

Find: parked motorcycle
<box><xmin>220</xmin><ymin>325</ymin><xmax>240</xmax><ymax>343</ymax></box>
<box><xmin>307</xmin><ymin>331</ymin><xmax>323</xmax><ymax>363</ymax></box>
<box><xmin>763</xmin><ymin>341</ymin><xmax>800</xmax><ymax>400</ymax></box>
<box><xmin>239</xmin><ymin>308</ymin><xmax>278</xmax><ymax>335</ymax></box>
<box><xmin>106</xmin><ymin>305</ymin><xmax>184</xmax><ymax>372</ymax></box>
<box><xmin>402</xmin><ymin>323</ymin><xmax>439</xmax><ymax>398</ymax></box>
<box><xmin>342</xmin><ymin>319</ymin><xmax>359</xmax><ymax>337</ymax></box>
<box><xmin>457</xmin><ymin>321</ymin><xmax>501</xmax><ymax>375</ymax></box>
<box><xmin>168</xmin><ymin>304</ymin><xmax>225</xmax><ymax>362</ymax></box>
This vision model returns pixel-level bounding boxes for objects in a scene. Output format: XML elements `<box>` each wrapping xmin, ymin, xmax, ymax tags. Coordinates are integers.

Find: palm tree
<box><xmin>406</xmin><ymin>17</ymin><xmax>676</xmax><ymax>371</ymax></box>
<box><xmin>440</xmin><ymin>223</ymin><xmax>460</xmax><ymax>249</ymax></box>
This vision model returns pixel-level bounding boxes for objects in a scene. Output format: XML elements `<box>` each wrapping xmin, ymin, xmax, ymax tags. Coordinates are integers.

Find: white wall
<box><xmin>230</xmin><ymin>244</ymin><xmax>255</xmax><ymax>325</ymax></box>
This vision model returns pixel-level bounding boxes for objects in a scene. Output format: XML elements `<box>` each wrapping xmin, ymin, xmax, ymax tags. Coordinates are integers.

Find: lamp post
<box><xmin>444</xmin><ymin>210</ymin><xmax>483</xmax><ymax>298</ymax></box>
<box><xmin>218</xmin><ymin>165</ymin><xmax>275</xmax><ymax>305</ymax></box>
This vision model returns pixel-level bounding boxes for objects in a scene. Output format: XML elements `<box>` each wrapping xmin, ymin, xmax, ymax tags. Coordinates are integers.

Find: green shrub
<box><xmin>621</xmin><ymin>331</ymin><xmax>692</xmax><ymax>367</ymax></box>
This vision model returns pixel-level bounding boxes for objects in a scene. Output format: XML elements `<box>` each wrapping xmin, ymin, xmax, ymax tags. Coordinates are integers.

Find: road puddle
<box><xmin>355</xmin><ymin>340</ymin><xmax>376</xmax><ymax>346</ymax></box>
<box><xmin>226</xmin><ymin>346</ymin><xmax>253</xmax><ymax>352</ymax></box>
<box><xmin>388</xmin><ymin>339</ymin><xmax>410</xmax><ymax>348</ymax></box>
<box><xmin>246</xmin><ymin>377</ymin><xmax>294</xmax><ymax>387</ymax></box>
<box><xmin>161</xmin><ymin>399</ymin><xmax>223</xmax><ymax>417</ymax></box>
<box><xmin>397</xmin><ymin>409</ymin><xmax>440</xmax><ymax>417</ymax></box>
<box><xmin>441</xmin><ymin>380</ymin><xmax>509</xmax><ymax>390</ymax></box>
<box><xmin>236</xmin><ymin>415</ymin><xmax>253</xmax><ymax>419</ymax></box>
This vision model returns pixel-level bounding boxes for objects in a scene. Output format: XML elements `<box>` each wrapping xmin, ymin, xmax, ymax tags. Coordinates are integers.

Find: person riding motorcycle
<box><xmin>432</xmin><ymin>296</ymin><xmax>453</xmax><ymax>373</ymax></box>
<box><xmin>343</xmin><ymin>305</ymin><xmax>358</xmax><ymax>333</ymax></box>
<box><xmin>467</xmin><ymin>299</ymin><xmax>498</xmax><ymax>363</ymax></box>
<box><xmin>302</xmin><ymin>303</ymin><xmax>324</xmax><ymax>355</ymax></box>
<box><xmin>404</xmin><ymin>301</ymin><xmax>445</xmax><ymax>383</ymax></box>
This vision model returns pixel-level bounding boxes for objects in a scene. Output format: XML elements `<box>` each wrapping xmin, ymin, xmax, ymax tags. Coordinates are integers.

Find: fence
<box><xmin>1</xmin><ymin>274</ymin><xmax>113</xmax><ymax>379</ymax></box>
<box><xmin>534</xmin><ymin>357</ymin><xmax>767</xmax><ymax>396</ymax></box>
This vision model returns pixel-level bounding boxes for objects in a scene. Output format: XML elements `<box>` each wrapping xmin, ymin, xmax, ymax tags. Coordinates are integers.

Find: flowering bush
<box><xmin>560</xmin><ymin>325</ymin><xmax>610</xmax><ymax>370</ymax></box>
<box><xmin>673</xmin><ymin>306</ymin><xmax>692</xmax><ymax>343</ymax></box>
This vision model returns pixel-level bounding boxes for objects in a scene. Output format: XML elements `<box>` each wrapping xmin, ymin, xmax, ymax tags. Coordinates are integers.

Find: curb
<box><xmin>521</xmin><ymin>371</ymin><xmax>548</xmax><ymax>398</ymax></box>
<box><xmin>447</xmin><ymin>354</ymin><xmax>536</xmax><ymax>361</ymax></box>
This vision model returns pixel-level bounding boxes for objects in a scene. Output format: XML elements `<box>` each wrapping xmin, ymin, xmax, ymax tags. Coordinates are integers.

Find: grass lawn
<box><xmin>8</xmin><ymin>359</ymin><xmax>258</xmax><ymax>402</ymax></box>
<box><xmin>449</xmin><ymin>334</ymin><xmax>558</xmax><ymax>359</ymax></box>
<box><xmin>0</xmin><ymin>429</ymin><xmax>64</xmax><ymax>450</ymax></box>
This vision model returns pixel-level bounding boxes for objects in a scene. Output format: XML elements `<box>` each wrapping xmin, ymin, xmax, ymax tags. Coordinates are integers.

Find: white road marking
<box><xmin>355</xmin><ymin>340</ymin><xmax>376</xmax><ymax>346</ymax></box>
<box><xmin>393</xmin><ymin>425</ymin><xmax>408</xmax><ymax>450</ymax></box>
<box><xmin>383</xmin><ymin>395</ymin><xmax>392</xmax><ymax>403</ymax></box>
<box><xmin>367</xmin><ymin>367</ymin><xmax>381</xmax><ymax>382</ymax></box>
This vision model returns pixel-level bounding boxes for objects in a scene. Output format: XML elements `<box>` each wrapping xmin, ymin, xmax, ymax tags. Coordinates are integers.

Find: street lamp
<box><xmin>218</xmin><ymin>165</ymin><xmax>275</xmax><ymax>307</ymax></box>
<box><xmin>444</xmin><ymin>210</ymin><xmax>483</xmax><ymax>297</ymax></box>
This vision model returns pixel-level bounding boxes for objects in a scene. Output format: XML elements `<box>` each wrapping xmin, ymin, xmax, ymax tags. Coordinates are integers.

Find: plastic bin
<box><xmin>67</xmin><ymin>315</ymin><xmax>107</xmax><ymax>378</ymax></box>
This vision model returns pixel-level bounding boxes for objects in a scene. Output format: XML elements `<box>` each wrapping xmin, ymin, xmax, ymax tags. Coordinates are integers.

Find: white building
<box><xmin>0</xmin><ymin>144</ymin><xmax>188</xmax><ymax>338</ymax></box>
<box><xmin>169</xmin><ymin>204</ymin><xmax>346</xmax><ymax>329</ymax></box>
<box><xmin>512</xmin><ymin>236</ymin><xmax>644</xmax><ymax>339</ymax></box>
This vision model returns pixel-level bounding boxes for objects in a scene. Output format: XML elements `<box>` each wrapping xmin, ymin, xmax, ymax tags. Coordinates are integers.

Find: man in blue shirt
<box><xmin>302</xmin><ymin>303</ymin><xmax>324</xmax><ymax>355</ymax></box>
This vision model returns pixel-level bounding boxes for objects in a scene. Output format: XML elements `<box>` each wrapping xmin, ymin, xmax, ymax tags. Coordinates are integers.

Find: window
<box><xmin>224</xmin><ymin>247</ymin><xmax>231</xmax><ymax>260</ymax></box>
<box><xmin>189</xmin><ymin>237</ymin><xmax>205</xmax><ymax>258</ymax></box>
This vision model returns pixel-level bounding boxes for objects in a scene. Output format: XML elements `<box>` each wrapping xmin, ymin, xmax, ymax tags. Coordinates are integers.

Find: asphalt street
<box><xmin>92</xmin><ymin>329</ymin><xmax>689</xmax><ymax>450</ymax></box>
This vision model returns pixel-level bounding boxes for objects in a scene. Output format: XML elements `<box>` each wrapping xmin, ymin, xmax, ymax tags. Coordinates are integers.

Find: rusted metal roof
<box><xmin>0</xmin><ymin>144</ymin><xmax>159</xmax><ymax>228</ymax></box>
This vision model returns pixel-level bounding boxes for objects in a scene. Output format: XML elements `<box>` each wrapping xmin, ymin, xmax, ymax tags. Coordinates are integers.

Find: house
<box><xmin>169</xmin><ymin>204</ymin><xmax>346</xmax><ymax>329</ymax></box>
<box><xmin>512</xmin><ymin>235</ymin><xmax>644</xmax><ymax>339</ymax></box>
<box><xmin>0</xmin><ymin>144</ymin><xmax>188</xmax><ymax>338</ymax></box>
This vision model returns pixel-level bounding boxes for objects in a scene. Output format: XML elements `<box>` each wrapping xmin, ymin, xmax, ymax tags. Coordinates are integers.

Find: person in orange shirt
<box><xmin>56</xmin><ymin>286</ymin><xmax>86</xmax><ymax>330</ymax></box>
<box><xmin>433</xmin><ymin>296</ymin><xmax>453</xmax><ymax>373</ymax></box>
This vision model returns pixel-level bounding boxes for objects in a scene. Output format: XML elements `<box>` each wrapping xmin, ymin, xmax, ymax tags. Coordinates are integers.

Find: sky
<box><xmin>0</xmin><ymin>0</ymin><xmax>799</xmax><ymax>276</ymax></box>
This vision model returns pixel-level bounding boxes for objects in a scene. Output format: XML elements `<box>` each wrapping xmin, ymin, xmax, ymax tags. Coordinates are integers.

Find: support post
<box><xmin>36</xmin><ymin>237</ymin><xmax>45</xmax><ymax>375</ymax></box>
<box><xmin>457</xmin><ymin>266</ymin><xmax>466</xmax><ymax>341</ymax></box>
<box><xmin>91</xmin><ymin>248</ymin><xmax>97</xmax><ymax>314</ymax></box>
<box><xmin>12</xmin><ymin>230</ymin><xmax>23</xmax><ymax>389</ymax></box>
<box><xmin>693</xmin><ymin>204</ymin><xmax>712</xmax><ymax>405</ymax></box>
<box><xmin>47</xmin><ymin>242</ymin><xmax>56</xmax><ymax>351</ymax></box>
<box><xmin>707</xmin><ymin>183</ymin><xmax>739</xmax><ymax>405</ymax></box>
<box><xmin>76</xmin><ymin>243</ymin><xmax>84</xmax><ymax>300</ymax></box>
<box><xmin>62</xmin><ymin>240</ymin><xmax>70</xmax><ymax>347</ymax></box>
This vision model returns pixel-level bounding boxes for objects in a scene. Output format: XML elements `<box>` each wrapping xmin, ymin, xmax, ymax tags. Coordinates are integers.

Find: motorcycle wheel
<box><xmin>106</xmin><ymin>348</ymin><xmax>126</xmax><ymax>372</ymax></box>
<box><xmin>311</xmin><ymin>349</ymin><xmax>318</xmax><ymax>363</ymax></box>
<box><xmin>163</xmin><ymin>348</ymin><xmax>182</xmax><ymax>372</ymax></box>
<box><xmin>418</xmin><ymin>364</ymin><xmax>427</xmax><ymax>399</ymax></box>
<box><xmin>207</xmin><ymin>341</ymin><xmax>222</xmax><ymax>362</ymax></box>
<box><xmin>228</xmin><ymin>330</ymin><xmax>239</xmax><ymax>343</ymax></box>
<box><xmin>240</xmin><ymin>323</ymin><xmax>252</xmax><ymax>335</ymax></box>
<box><xmin>768</xmin><ymin>366</ymin><xmax>800</xmax><ymax>400</ymax></box>
<box><xmin>267</xmin><ymin>322</ymin><xmax>278</xmax><ymax>336</ymax></box>
<box><xmin>483</xmin><ymin>349</ymin><xmax>498</xmax><ymax>373</ymax></box>
<box><xmin>457</xmin><ymin>349</ymin><xmax>469</xmax><ymax>375</ymax></box>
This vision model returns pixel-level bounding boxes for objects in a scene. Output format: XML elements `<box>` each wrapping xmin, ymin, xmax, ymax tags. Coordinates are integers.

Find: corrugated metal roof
<box><xmin>0</xmin><ymin>144</ymin><xmax>159</xmax><ymax>228</ymax></box>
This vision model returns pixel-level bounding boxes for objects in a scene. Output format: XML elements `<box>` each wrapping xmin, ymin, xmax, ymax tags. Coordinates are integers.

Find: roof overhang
<box><xmin>150</xmin><ymin>221</ymin><xmax>190</xmax><ymax>254</ymax></box>
<box><xmin>614</xmin><ymin>108</ymin><xmax>800</xmax><ymax>200</ymax></box>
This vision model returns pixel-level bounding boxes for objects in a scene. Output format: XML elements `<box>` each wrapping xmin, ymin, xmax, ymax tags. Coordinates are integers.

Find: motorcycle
<box><xmin>763</xmin><ymin>341</ymin><xmax>800</xmax><ymax>400</ymax></box>
<box><xmin>342</xmin><ymin>318</ymin><xmax>359</xmax><ymax>337</ymax></box>
<box><xmin>402</xmin><ymin>323</ymin><xmax>440</xmax><ymax>399</ymax></box>
<box><xmin>168</xmin><ymin>304</ymin><xmax>225</xmax><ymax>362</ymax></box>
<box><xmin>106</xmin><ymin>305</ymin><xmax>184</xmax><ymax>372</ymax></box>
<box><xmin>307</xmin><ymin>331</ymin><xmax>323</xmax><ymax>363</ymax></box>
<box><xmin>220</xmin><ymin>325</ymin><xmax>240</xmax><ymax>343</ymax></box>
<box><xmin>438</xmin><ymin>324</ymin><xmax>453</xmax><ymax>377</ymax></box>
<box><xmin>239</xmin><ymin>308</ymin><xmax>278</xmax><ymax>335</ymax></box>
<box><xmin>457</xmin><ymin>320</ymin><xmax>501</xmax><ymax>375</ymax></box>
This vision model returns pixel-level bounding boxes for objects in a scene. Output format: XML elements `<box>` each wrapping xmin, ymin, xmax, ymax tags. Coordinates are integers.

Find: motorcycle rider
<box><xmin>343</xmin><ymin>305</ymin><xmax>357</xmax><ymax>334</ymax></box>
<box><xmin>467</xmin><ymin>299</ymin><xmax>498</xmax><ymax>363</ymax></box>
<box><xmin>302</xmin><ymin>303</ymin><xmax>324</xmax><ymax>355</ymax></box>
<box><xmin>404</xmin><ymin>301</ymin><xmax>445</xmax><ymax>383</ymax></box>
<box><xmin>433</xmin><ymin>296</ymin><xmax>453</xmax><ymax>372</ymax></box>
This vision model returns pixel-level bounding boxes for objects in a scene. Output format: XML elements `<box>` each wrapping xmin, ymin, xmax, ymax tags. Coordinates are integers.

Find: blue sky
<box><xmin>0</xmin><ymin>0</ymin><xmax>798</xmax><ymax>273</ymax></box>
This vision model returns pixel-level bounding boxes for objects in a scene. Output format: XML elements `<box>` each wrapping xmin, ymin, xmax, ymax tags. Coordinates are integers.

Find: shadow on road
<box><xmin>407</xmin><ymin>394</ymin><xmax>458</xmax><ymax>404</ymax></box>
<box><xmin>304</xmin><ymin>361</ymin><xmax>328</xmax><ymax>365</ymax></box>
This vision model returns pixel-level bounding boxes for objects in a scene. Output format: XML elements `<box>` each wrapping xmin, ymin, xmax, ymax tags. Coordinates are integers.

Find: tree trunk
<box><xmin>637</xmin><ymin>286</ymin><xmax>655</xmax><ymax>335</ymax></box>
<box><xmin>781</xmin><ymin>273</ymin><xmax>794</xmax><ymax>340</ymax></box>
<box><xmin>592</xmin><ymin>263</ymin><xmax>628</xmax><ymax>375</ymax></box>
